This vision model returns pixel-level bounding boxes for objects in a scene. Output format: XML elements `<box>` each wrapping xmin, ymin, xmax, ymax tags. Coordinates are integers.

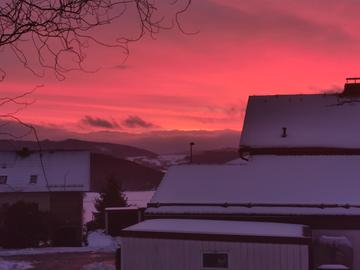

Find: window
<box><xmin>29</xmin><ymin>175</ymin><xmax>37</xmax><ymax>184</ymax></box>
<box><xmin>0</xmin><ymin>175</ymin><xmax>7</xmax><ymax>184</ymax></box>
<box><xmin>203</xmin><ymin>253</ymin><xmax>228</xmax><ymax>268</ymax></box>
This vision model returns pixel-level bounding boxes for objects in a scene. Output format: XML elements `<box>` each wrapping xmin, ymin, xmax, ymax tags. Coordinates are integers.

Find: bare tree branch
<box><xmin>0</xmin><ymin>86</ymin><xmax>51</xmax><ymax>190</ymax></box>
<box><xmin>0</xmin><ymin>0</ymin><xmax>192</xmax><ymax>80</ymax></box>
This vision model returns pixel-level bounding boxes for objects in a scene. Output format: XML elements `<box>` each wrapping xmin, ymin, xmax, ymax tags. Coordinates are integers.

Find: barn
<box><xmin>0</xmin><ymin>150</ymin><xmax>90</xmax><ymax>246</ymax></box>
<box><xmin>120</xmin><ymin>79</ymin><xmax>360</xmax><ymax>270</ymax></box>
<box><xmin>0</xmin><ymin>149</ymin><xmax>155</xmax><ymax>246</ymax></box>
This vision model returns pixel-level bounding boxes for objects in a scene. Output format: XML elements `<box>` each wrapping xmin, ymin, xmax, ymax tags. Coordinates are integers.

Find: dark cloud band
<box><xmin>81</xmin><ymin>116</ymin><xmax>120</xmax><ymax>129</ymax></box>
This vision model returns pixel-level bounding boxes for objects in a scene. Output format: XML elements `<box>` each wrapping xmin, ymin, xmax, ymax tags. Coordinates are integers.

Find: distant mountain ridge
<box><xmin>189</xmin><ymin>148</ymin><xmax>239</xmax><ymax>164</ymax></box>
<box><xmin>125</xmin><ymin>148</ymin><xmax>240</xmax><ymax>173</ymax></box>
<box><xmin>0</xmin><ymin>119</ymin><xmax>241</xmax><ymax>154</ymax></box>
<box><xmin>91</xmin><ymin>153</ymin><xmax>163</xmax><ymax>191</ymax></box>
<box><xmin>0</xmin><ymin>139</ymin><xmax>157</xmax><ymax>158</ymax></box>
<box><xmin>85</xmin><ymin>129</ymin><xmax>241</xmax><ymax>154</ymax></box>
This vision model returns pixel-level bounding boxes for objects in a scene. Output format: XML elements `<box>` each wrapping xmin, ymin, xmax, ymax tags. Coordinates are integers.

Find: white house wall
<box><xmin>0</xmin><ymin>151</ymin><xmax>91</xmax><ymax>192</ymax></box>
<box><xmin>121</xmin><ymin>237</ymin><xmax>309</xmax><ymax>270</ymax></box>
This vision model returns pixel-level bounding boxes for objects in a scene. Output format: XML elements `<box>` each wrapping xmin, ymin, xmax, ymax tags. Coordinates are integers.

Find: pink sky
<box><xmin>1</xmin><ymin>0</ymin><xmax>360</xmax><ymax>135</ymax></box>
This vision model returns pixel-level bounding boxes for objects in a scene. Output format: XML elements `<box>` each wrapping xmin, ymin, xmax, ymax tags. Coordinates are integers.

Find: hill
<box><xmin>0</xmin><ymin>139</ymin><xmax>157</xmax><ymax>158</ymax></box>
<box><xmin>126</xmin><ymin>148</ymin><xmax>240</xmax><ymax>172</ymax></box>
<box><xmin>189</xmin><ymin>148</ymin><xmax>239</xmax><ymax>164</ymax></box>
<box><xmin>91</xmin><ymin>153</ymin><xmax>164</xmax><ymax>191</ymax></box>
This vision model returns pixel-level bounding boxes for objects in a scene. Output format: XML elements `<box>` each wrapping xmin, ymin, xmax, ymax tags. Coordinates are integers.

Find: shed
<box><xmin>105</xmin><ymin>207</ymin><xmax>144</xmax><ymax>236</ymax></box>
<box><xmin>121</xmin><ymin>219</ymin><xmax>311</xmax><ymax>270</ymax></box>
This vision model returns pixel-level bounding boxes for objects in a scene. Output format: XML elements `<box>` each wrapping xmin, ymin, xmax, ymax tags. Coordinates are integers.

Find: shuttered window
<box><xmin>29</xmin><ymin>175</ymin><xmax>38</xmax><ymax>184</ymax></box>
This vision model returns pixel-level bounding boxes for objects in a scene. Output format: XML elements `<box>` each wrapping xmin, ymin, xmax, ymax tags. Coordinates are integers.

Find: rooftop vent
<box><xmin>342</xmin><ymin>77</ymin><xmax>360</xmax><ymax>97</ymax></box>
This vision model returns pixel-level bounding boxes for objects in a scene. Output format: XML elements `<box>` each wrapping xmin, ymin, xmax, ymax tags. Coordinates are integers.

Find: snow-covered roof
<box><xmin>147</xmin><ymin>155</ymin><xmax>360</xmax><ymax>216</ymax></box>
<box><xmin>317</xmin><ymin>265</ymin><xmax>349</xmax><ymax>270</ymax></box>
<box><xmin>240</xmin><ymin>94</ymin><xmax>360</xmax><ymax>149</ymax></box>
<box><xmin>105</xmin><ymin>207</ymin><xmax>140</xmax><ymax>211</ymax></box>
<box><xmin>0</xmin><ymin>151</ymin><xmax>90</xmax><ymax>192</ymax></box>
<box><xmin>123</xmin><ymin>219</ymin><xmax>307</xmax><ymax>238</ymax></box>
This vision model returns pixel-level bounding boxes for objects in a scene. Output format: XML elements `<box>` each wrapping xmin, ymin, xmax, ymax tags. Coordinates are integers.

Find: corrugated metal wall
<box><xmin>121</xmin><ymin>237</ymin><xmax>309</xmax><ymax>270</ymax></box>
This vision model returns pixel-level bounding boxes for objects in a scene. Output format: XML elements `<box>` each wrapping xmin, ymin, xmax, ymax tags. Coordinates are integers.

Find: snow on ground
<box><xmin>0</xmin><ymin>259</ymin><xmax>33</xmax><ymax>270</ymax></box>
<box><xmin>0</xmin><ymin>247</ymin><xmax>97</xmax><ymax>256</ymax></box>
<box><xmin>82</xmin><ymin>262</ymin><xmax>115</xmax><ymax>270</ymax></box>
<box><xmin>87</xmin><ymin>230</ymin><xmax>119</xmax><ymax>252</ymax></box>
<box><xmin>83</xmin><ymin>191</ymin><xmax>154</xmax><ymax>223</ymax></box>
<box><xmin>0</xmin><ymin>230</ymin><xmax>119</xmax><ymax>256</ymax></box>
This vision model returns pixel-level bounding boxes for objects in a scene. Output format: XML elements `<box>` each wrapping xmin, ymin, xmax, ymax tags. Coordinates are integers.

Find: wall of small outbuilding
<box><xmin>121</xmin><ymin>236</ymin><xmax>309</xmax><ymax>270</ymax></box>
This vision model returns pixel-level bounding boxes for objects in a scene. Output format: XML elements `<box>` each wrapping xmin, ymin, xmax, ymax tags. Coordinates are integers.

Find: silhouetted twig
<box><xmin>0</xmin><ymin>0</ymin><xmax>192</xmax><ymax>80</ymax></box>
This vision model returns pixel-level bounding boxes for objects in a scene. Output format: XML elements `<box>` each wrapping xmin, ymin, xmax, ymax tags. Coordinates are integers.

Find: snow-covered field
<box><xmin>127</xmin><ymin>154</ymin><xmax>186</xmax><ymax>171</ymax></box>
<box><xmin>83</xmin><ymin>191</ymin><xmax>154</xmax><ymax>223</ymax></box>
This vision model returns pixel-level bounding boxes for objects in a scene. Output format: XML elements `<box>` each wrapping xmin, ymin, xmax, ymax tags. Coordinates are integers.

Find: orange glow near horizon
<box><xmin>2</xmin><ymin>0</ymin><xmax>360</xmax><ymax>136</ymax></box>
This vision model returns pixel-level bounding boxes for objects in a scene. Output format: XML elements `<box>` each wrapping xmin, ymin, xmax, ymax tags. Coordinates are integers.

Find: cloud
<box><xmin>183</xmin><ymin>0</ymin><xmax>354</xmax><ymax>50</ymax></box>
<box><xmin>122</xmin><ymin>115</ymin><xmax>156</xmax><ymax>129</ymax></box>
<box><xmin>81</xmin><ymin>116</ymin><xmax>120</xmax><ymax>129</ymax></box>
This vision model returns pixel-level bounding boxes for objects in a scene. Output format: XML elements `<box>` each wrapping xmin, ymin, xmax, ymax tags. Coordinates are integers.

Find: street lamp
<box><xmin>190</xmin><ymin>142</ymin><xmax>195</xmax><ymax>164</ymax></box>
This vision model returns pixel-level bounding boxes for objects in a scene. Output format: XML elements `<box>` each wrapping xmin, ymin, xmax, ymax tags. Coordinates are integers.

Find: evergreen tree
<box><xmin>93</xmin><ymin>177</ymin><xmax>127</xmax><ymax>229</ymax></box>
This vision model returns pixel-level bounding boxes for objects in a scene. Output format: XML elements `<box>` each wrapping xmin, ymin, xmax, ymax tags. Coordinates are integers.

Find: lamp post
<box><xmin>190</xmin><ymin>142</ymin><xmax>195</xmax><ymax>164</ymax></box>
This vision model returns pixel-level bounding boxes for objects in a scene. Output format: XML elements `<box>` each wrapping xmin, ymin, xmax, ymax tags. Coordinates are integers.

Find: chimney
<box><xmin>342</xmin><ymin>77</ymin><xmax>360</xmax><ymax>97</ymax></box>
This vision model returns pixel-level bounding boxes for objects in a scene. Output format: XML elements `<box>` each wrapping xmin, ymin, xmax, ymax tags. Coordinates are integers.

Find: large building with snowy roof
<box><xmin>121</xmin><ymin>79</ymin><xmax>360</xmax><ymax>270</ymax></box>
<box><xmin>0</xmin><ymin>149</ymin><xmax>159</xmax><ymax>247</ymax></box>
<box><xmin>0</xmin><ymin>150</ymin><xmax>91</xmax><ymax>246</ymax></box>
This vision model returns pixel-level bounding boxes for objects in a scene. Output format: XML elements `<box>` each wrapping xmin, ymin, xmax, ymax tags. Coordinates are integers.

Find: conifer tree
<box><xmin>93</xmin><ymin>177</ymin><xmax>128</xmax><ymax>229</ymax></box>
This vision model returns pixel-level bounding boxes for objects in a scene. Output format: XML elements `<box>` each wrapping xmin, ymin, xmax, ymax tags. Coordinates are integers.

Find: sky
<box><xmin>2</xmin><ymin>0</ymin><xmax>360</xmax><ymax>138</ymax></box>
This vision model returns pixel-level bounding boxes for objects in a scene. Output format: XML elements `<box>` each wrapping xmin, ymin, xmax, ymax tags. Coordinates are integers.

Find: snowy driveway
<box><xmin>0</xmin><ymin>251</ymin><xmax>115</xmax><ymax>270</ymax></box>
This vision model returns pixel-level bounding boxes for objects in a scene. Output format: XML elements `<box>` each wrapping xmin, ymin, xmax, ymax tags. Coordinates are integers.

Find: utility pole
<box><xmin>190</xmin><ymin>142</ymin><xmax>195</xmax><ymax>164</ymax></box>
